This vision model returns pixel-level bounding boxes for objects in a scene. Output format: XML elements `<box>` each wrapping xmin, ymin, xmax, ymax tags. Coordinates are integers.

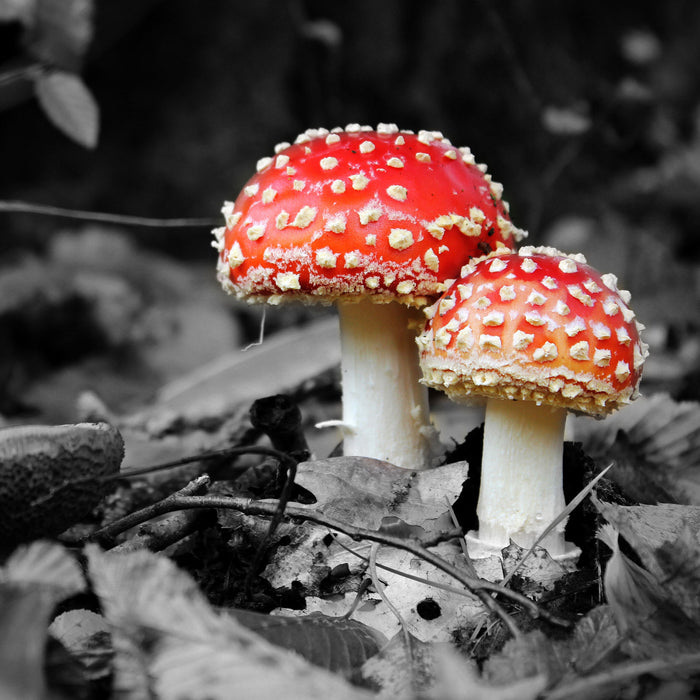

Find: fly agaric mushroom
<box><xmin>212</xmin><ymin>123</ymin><xmax>526</xmax><ymax>470</ymax></box>
<box><xmin>417</xmin><ymin>246</ymin><xmax>648</xmax><ymax>558</ymax></box>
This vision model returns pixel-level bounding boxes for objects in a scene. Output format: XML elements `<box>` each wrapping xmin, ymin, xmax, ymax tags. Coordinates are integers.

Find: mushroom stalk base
<box><xmin>473</xmin><ymin>398</ymin><xmax>575</xmax><ymax>558</ymax></box>
<box><xmin>337</xmin><ymin>300</ymin><xmax>437</xmax><ymax>470</ymax></box>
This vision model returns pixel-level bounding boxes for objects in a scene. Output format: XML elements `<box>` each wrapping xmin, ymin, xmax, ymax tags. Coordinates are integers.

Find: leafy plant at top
<box><xmin>0</xmin><ymin>0</ymin><xmax>99</xmax><ymax>147</ymax></box>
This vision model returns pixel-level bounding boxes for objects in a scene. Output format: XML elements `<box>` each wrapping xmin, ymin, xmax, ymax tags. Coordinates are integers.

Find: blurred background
<box><xmin>2</xmin><ymin>0</ymin><xmax>700</xmax><ymax>428</ymax></box>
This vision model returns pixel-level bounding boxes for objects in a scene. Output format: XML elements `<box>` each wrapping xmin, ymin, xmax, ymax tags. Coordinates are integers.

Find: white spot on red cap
<box><xmin>388</xmin><ymin>228</ymin><xmax>414</xmax><ymax>250</ymax></box>
<box><xmin>244</xmin><ymin>184</ymin><xmax>259</xmax><ymax>197</ymax></box>
<box><xmin>565</xmin><ymin>317</ymin><xmax>586</xmax><ymax>336</ymax></box>
<box><xmin>591</xmin><ymin>322</ymin><xmax>611</xmax><ymax>340</ymax></box>
<box><xmin>525</xmin><ymin>311</ymin><xmax>545</xmax><ymax>326</ymax></box>
<box><xmin>527</xmin><ymin>290</ymin><xmax>547</xmax><ymax>306</ymax></box>
<box><xmin>256</xmin><ymin>157</ymin><xmax>272</xmax><ymax>172</ymax></box>
<box><xmin>488</xmin><ymin>258</ymin><xmax>508</xmax><ymax>273</ymax></box>
<box><xmin>521</xmin><ymin>258</ymin><xmax>537</xmax><ymax>273</ymax></box>
<box><xmin>320</xmin><ymin>157</ymin><xmax>339</xmax><ymax>170</ymax></box>
<box><xmin>344</xmin><ymin>251</ymin><xmax>361</xmax><ymax>268</ymax></box>
<box><xmin>350</xmin><ymin>174</ymin><xmax>369</xmax><ymax>190</ymax></box>
<box><xmin>533</xmin><ymin>342</ymin><xmax>558</xmax><ymax>362</ymax></box>
<box><xmin>480</xmin><ymin>334</ymin><xmax>502</xmax><ymax>351</ymax></box>
<box><xmin>386</xmin><ymin>185</ymin><xmax>408</xmax><ymax>201</ymax></box>
<box><xmin>615</xmin><ymin>361</ymin><xmax>631</xmax><ymax>382</ymax></box>
<box><xmin>456</xmin><ymin>327</ymin><xmax>474</xmax><ymax>348</ymax></box>
<box><xmin>315</xmin><ymin>248</ymin><xmax>338</xmax><ymax>268</ymax></box>
<box><xmin>424</xmin><ymin>249</ymin><xmax>439</xmax><ymax>272</ymax></box>
<box><xmin>569</xmin><ymin>341</ymin><xmax>590</xmax><ymax>361</ymax></box>
<box><xmin>499</xmin><ymin>285</ymin><xmax>516</xmax><ymax>301</ymax></box>
<box><xmin>513</xmin><ymin>330</ymin><xmax>534</xmax><ymax>349</ymax></box>
<box><xmin>358</xmin><ymin>205</ymin><xmax>382</xmax><ymax>225</ymax></box>
<box><xmin>228</xmin><ymin>241</ymin><xmax>245</xmax><ymax>268</ymax></box>
<box><xmin>568</xmin><ymin>285</ymin><xmax>594</xmax><ymax>307</ymax></box>
<box><xmin>275</xmin><ymin>272</ymin><xmax>300</xmax><ymax>291</ymax></box>
<box><xmin>593</xmin><ymin>348</ymin><xmax>611</xmax><ymax>367</ymax></box>
<box><xmin>247</xmin><ymin>223</ymin><xmax>266</xmax><ymax>240</ymax></box>
<box><xmin>387</xmin><ymin>157</ymin><xmax>404</xmax><ymax>168</ymax></box>
<box><xmin>483</xmin><ymin>310</ymin><xmax>505</xmax><ymax>326</ymax></box>
<box><xmin>359</xmin><ymin>140</ymin><xmax>375</xmax><ymax>154</ymax></box>
<box><xmin>291</xmin><ymin>206</ymin><xmax>317</xmax><ymax>228</ymax></box>
<box><xmin>554</xmin><ymin>300</ymin><xmax>570</xmax><ymax>316</ymax></box>
<box><xmin>559</xmin><ymin>258</ymin><xmax>578</xmax><ymax>274</ymax></box>
<box><xmin>326</xmin><ymin>214</ymin><xmax>346</xmax><ymax>233</ymax></box>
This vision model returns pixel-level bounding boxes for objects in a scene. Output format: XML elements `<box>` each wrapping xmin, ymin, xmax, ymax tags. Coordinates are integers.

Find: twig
<box><xmin>368</xmin><ymin>543</ymin><xmax>412</xmax><ymax>648</ymax></box>
<box><xmin>109</xmin><ymin>475</ymin><xmax>212</xmax><ymax>553</ymax></box>
<box><xmin>0</xmin><ymin>200</ymin><xmax>217</xmax><ymax>228</ymax></box>
<box><xmin>117</xmin><ymin>445</ymin><xmax>298</xmax><ymax>480</ymax></box>
<box><xmin>88</xmin><ymin>494</ymin><xmax>571</xmax><ymax>628</ymax></box>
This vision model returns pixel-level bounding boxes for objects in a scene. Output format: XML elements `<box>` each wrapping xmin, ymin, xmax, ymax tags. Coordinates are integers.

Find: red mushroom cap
<box><xmin>417</xmin><ymin>246</ymin><xmax>648</xmax><ymax>416</ymax></box>
<box><xmin>213</xmin><ymin>124</ymin><xmax>526</xmax><ymax>306</ymax></box>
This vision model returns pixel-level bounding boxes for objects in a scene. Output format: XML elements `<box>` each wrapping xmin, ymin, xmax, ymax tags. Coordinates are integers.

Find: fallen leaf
<box><xmin>427</xmin><ymin>644</ymin><xmax>546</xmax><ymax>700</ymax></box>
<box><xmin>293</xmin><ymin>456</ymin><xmax>470</xmax><ymax>532</ymax></box>
<box><xmin>49</xmin><ymin>609</ymin><xmax>113</xmax><ymax>683</ymax></box>
<box><xmin>360</xmin><ymin>630</ymin><xmax>435</xmax><ymax>697</ymax></box>
<box><xmin>86</xmin><ymin>545</ymin><xmax>374</xmax><ymax>700</ymax></box>
<box><xmin>595</xmin><ymin>501</ymin><xmax>700</xmax><ymax>660</ymax></box>
<box><xmin>484</xmin><ymin>606</ymin><xmax>621</xmax><ymax>689</ymax></box>
<box><xmin>228</xmin><ymin>609</ymin><xmax>387</xmax><ymax>677</ymax></box>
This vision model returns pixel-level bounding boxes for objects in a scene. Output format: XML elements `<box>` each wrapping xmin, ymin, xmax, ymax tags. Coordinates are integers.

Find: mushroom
<box><xmin>417</xmin><ymin>246</ymin><xmax>647</xmax><ymax>557</ymax></box>
<box><xmin>212</xmin><ymin>123</ymin><xmax>526</xmax><ymax>470</ymax></box>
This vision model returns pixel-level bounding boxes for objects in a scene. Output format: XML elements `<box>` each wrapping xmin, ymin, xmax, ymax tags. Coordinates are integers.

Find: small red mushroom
<box><xmin>213</xmin><ymin>124</ymin><xmax>526</xmax><ymax>469</ymax></box>
<box><xmin>417</xmin><ymin>246</ymin><xmax>647</xmax><ymax>558</ymax></box>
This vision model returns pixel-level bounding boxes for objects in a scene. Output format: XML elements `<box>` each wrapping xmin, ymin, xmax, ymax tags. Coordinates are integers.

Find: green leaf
<box><xmin>34</xmin><ymin>70</ymin><xmax>99</xmax><ymax>148</ymax></box>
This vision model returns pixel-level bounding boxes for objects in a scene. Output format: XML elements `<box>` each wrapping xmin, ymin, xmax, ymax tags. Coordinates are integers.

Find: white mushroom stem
<box><xmin>475</xmin><ymin>398</ymin><xmax>570</xmax><ymax>556</ymax></box>
<box><xmin>337</xmin><ymin>299</ymin><xmax>437</xmax><ymax>470</ymax></box>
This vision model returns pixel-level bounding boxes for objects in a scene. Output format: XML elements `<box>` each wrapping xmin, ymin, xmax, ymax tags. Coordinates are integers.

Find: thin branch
<box><xmin>88</xmin><ymin>493</ymin><xmax>571</xmax><ymax>628</ymax></box>
<box><xmin>0</xmin><ymin>200</ymin><xmax>218</xmax><ymax>228</ymax></box>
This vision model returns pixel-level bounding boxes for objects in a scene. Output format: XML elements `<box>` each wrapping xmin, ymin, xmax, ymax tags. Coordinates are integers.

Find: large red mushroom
<box><xmin>213</xmin><ymin>124</ymin><xmax>526</xmax><ymax>469</ymax></box>
<box><xmin>418</xmin><ymin>246</ymin><xmax>647</xmax><ymax>558</ymax></box>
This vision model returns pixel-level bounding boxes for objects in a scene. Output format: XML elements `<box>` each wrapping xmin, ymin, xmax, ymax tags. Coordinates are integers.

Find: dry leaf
<box><xmin>229</xmin><ymin>609</ymin><xmax>386</xmax><ymax>677</ymax></box>
<box><xmin>293</xmin><ymin>456</ymin><xmax>469</xmax><ymax>531</ymax></box>
<box><xmin>86</xmin><ymin>545</ymin><xmax>374</xmax><ymax>700</ymax></box>
<box><xmin>595</xmin><ymin>501</ymin><xmax>700</xmax><ymax>660</ymax></box>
